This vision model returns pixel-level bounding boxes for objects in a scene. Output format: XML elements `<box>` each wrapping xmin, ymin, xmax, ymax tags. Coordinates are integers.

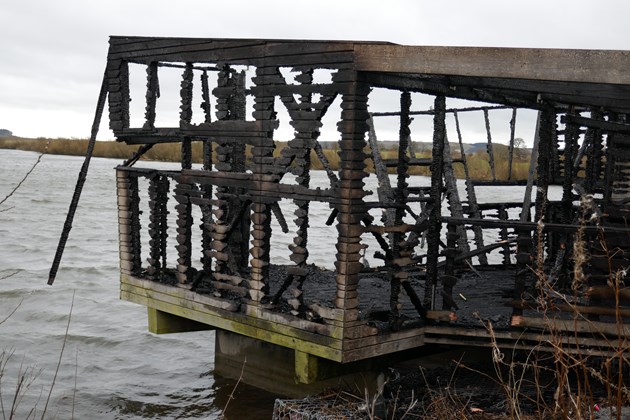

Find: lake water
<box><xmin>0</xmin><ymin>149</ymin><xmax>558</xmax><ymax>419</ymax></box>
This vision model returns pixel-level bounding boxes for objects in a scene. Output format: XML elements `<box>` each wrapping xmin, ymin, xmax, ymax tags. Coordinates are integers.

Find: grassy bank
<box><xmin>0</xmin><ymin>136</ymin><xmax>530</xmax><ymax>181</ymax></box>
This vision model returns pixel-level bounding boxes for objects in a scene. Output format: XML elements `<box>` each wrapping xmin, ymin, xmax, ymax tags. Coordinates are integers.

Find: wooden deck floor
<box><xmin>121</xmin><ymin>264</ymin><xmax>630</xmax><ymax>364</ymax></box>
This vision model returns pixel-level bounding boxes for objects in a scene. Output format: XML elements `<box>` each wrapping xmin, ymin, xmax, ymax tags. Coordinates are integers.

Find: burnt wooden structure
<box><xmin>68</xmin><ymin>37</ymin><xmax>630</xmax><ymax>385</ymax></box>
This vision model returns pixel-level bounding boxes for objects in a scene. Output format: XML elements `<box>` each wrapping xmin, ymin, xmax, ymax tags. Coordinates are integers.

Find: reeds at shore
<box><xmin>0</xmin><ymin>136</ymin><xmax>531</xmax><ymax>181</ymax></box>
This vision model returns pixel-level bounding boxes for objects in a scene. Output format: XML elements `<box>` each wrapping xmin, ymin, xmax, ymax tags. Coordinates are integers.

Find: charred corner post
<box><xmin>56</xmin><ymin>38</ymin><xmax>630</xmax><ymax>395</ymax></box>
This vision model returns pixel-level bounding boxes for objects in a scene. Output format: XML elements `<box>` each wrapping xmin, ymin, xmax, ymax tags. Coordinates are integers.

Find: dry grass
<box><xmin>0</xmin><ymin>137</ymin><xmax>530</xmax><ymax>181</ymax></box>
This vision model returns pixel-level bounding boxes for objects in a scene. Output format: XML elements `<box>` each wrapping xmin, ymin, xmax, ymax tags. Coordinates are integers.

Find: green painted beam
<box><xmin>147</xmin><ymin>307</ymin><xmax>214</xmax><ymax>334</ymax></box>
<box><xmin>294</xmin><ymin>350</ymin><xmax>319</xmax><ymax>384</ymax></box>
<box><xmin>121</xmin><ymin>287</ymin><xmax>344</xmax><ymax>362</ymax></box>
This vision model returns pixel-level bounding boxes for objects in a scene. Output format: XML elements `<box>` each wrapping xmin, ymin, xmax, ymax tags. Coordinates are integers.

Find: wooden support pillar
<box><xmin>562</xmin><ymin>109</ymin><xmax>579</xmax><ymax>225</ymax></box>
<box><xmin>248</xmin><ymin>64</ymin><xmax>279</xmax><ymax>302</ymax></box>
<box><xmin>334</xmin><ymin>70</ymin><xmax>370</xmax><ymax>323</ymax></box>
<box><xmin>117</xmin><ymin>170</ymin><xmax>142</xmax><ymax>276</ymax></box>
<box><xmin>107</xmin><ymin>59</ymin><xmax>130</xmax><ymax>132</ymax></box>
<box><xmin>146</xmin><ymin>174</ymin><xmax>169</xmax><ymax>277</ymax></box>
<box><xmin>442</xmin><ymin>222</ymin><xmax>458</xmax><ymax>311</ymax></box>
<box><xmin>513</xmin><ymin>228</ymin><xmax>533</xmax><ymax>317</ymax></box>
<box><xmin>498</xmin><ymin>205</ymin><xmax>510</xmax><ymax>265</ymax></box>
<box><xmin>453</xmin><ymin>110</ymin><xmax>486</xmax><ymax>265</ymax></box>
<box><xmin>442</xmin><ymin>135</ymin><xmax>470</xmax><ymax>256</ymax></box>
<box><xmin>147</xmin><ymin>307</ymin><xmax>213</xmax><ymax>334</ymax></box>
<box><xmin>389</xmin><ymin>91</ymin><xmax>412</xmax><ymax>322</ymax></box>
<box><xmin>483</xmin><ymin>108</ymin><xmax>497</xmax><ymax>181</ymax></box>
<box><xmin>201</xmin><ymin>138</ymin><xmax>213</xmax><ymax>273</ymax></box>
<box><xmin>507</xmin><ymin>108</ymin><xmax>517</xmax><ymax>181</ymax></box>
<box><xmin>534</xmin><ymin>108</ymin><xmax>554</xmax><ymax>223</ymax></box>
<box><xmin>425</xmin><ymin>95</ymin><xmax>446</xmax><ymax>309</ymax></box>
<box><xmin>174</xmin><ymin>182</ymin><xmax>193</xmax><ymax>285</ymax></box>
<box><xmin>533</xmin><ymin>107</ymin><xmax>555</xmax><ymax>268</ymax></box>
<box><xmin>584</xmin><ymin>110</ymin><xmax>603</xmax><ymax>194</ymax></box>
<box><xmin>294</xmin><ymin>350</ymin><xmax>319</xmax><ymax>384</ymax></box>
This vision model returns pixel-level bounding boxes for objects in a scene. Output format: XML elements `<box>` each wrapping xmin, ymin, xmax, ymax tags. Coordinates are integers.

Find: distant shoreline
<box><xmin>0</xmin><ymin>136</ymin><xmax>530</xmax><ymax>181</ymax></box>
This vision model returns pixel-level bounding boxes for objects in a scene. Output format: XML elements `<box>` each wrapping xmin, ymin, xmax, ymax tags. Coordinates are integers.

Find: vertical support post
<box><xmin>425</xmin><ymin>95</ymin><xmax>446</xmax><ymax>309</ymax></box>
<box><xmin>230</xmin><ymin>70</ymin><xmax>251</xmax><ymax>271</ymax></box>
<box><xmin>442</xmin><ymin>136</ymin><xmax>470</xmax><ymax>255</ymax></box>
<box><xmin>389</xmin><ymin>91</ymin><xmax>412</xmax><ymax>322</ymax></box>
<box><xmin>584</xmin><ymin>110</ymin><xmax>603</xmax><ymax>194</ymax></box>
<box><xmin>334</xmin><ymin>70</ymin><xmax>370</xmax><ymax>323</ymax></box>
<box><xmin>513</xmin><ymin>228</ymin><xmax>533</xmax><ymax>317</ymax></box>
<box><xmin>521</xmin><ymin>112</ymin><xmax>541</xmax><ymax>223</ymax></box>
<box><xmin>498</xmin><ymin>204</ymin><xmax>510</xmax><ymax>265</ymax></box>
<box><xmin>201</xmin><ymin>138</ymin><xmax>213</xmax><ymax>274</ymax></box>
<box><xmin>128</xmin><ymin>175</ymin><xmax>142</xmax><ymax>276</ymax></box>
<box><xmin>533</xmin><ymin>107</ymin><xmax>555</xmax><ymax>270</ymax></box>
<box><xmin>534</xmin><ymin>108</ymin><xmax>554</xmax><ymax>224</ymax></box>
<box><xmin>174</xmin><ymin>183</ymin><xmax>193</xmax><ymax>285</ymax></box>
<box><xmin>453</xmin><ymin>110</ymin><xmax>486</xmax><ymax>265</ymax></box>
<box><xmin>107</xmin><ymin>59</ymin><xmax>130</xmax><ymax>132</ymax></box>
<box><xmin>143</xmin><ymin>62</ymin><xmax>159</xmax><ymax>130</ymax></box>
<box><xmin>507</xmin><ymin>108</ymin><xmax>517</xmax><ymax>181</ymax></box>
<box><xmin>294</xmin><ymin>350</ymin><xmax>319</xmax><ymax>384</ymax></box>
<box><xmin>175</xmin><ymin>63</ymin><xmax>194</xmax><ymax>285</ymax></box>
<box><xmin>562</xmin><ymin>109</ymin><xmax>579</xmax><ymax>225</ymax></box>
<box><xmin>442</xmin><ymin>222</ymin><xmax>458</xmax><ymax>310</ymax></box>
<box><xmin>147</xmin><ymin>174</ymin><xmax>170</xmax><ymax>277</ymax></box>
<box><xmin>117</xmin><ymin>170</ymin><xmax>142</xmax><ymax>277</ymax></box>
<box><xmin>603</xmin><ymin>116</ymin><xmax>617</xmax><ymax>206</ymax></box>
<box><xmin>483</xmin><ymin>108</ymin><xmax>497</xmax><ymax>181</ymax></box>
<box><xmin>248</xmin><ymin>64</ymin><xmax>278</xmax><ymax>302</ymax></box>
<box><xmin>200</xmin><ymin>70</ymin><xmax>212</xmax><ymax>124</ymax></box>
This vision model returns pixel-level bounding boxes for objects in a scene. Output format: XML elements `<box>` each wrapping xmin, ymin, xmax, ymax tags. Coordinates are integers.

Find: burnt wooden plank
<box><xmin>562</xmin><ymin>114</ymin><xmax>630</xmax><ymax>134</ymax></box>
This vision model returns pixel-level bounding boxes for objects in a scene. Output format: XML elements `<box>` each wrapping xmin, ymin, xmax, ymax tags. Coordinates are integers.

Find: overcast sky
<box><xmin>1</xmin><ymin>0</ymin><xmax>628</xmax><ymax>143</ymax></box>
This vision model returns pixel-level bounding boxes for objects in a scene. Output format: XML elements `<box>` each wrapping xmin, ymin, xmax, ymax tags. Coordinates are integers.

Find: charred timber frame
<box><xmin>110</xmin><ymin>37</ymin><xmax>630</xmax><ymax>370</ymax></box>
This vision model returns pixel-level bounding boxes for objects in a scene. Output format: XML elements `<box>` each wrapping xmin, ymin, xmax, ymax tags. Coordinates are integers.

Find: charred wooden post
<box><xmin>388</xmin><ymin>91</ymin><xmax>412</xmax><ymax>323</ymax></box>
<box><xmin>533</xmin><ymin>108</ymin><xmax>555</xmax><ymax>259</ymax></box>
<box><xmin>143</xmin><ymin>62</ymin><xmax>159</xmax><ymax>130</ymax></box>
<box><xmin>173</xmin><ymin>63</ymin><xmax>196</xmax><ymax>285</ymax></box>
<box><xmin>507</xmin><ymin>108</ymin><xmax>517</xmax><ymax>181</ymax></box>
<box><xmin>584</xmin><ymin>110</ymin><xmax>604</xmax><ymax>194</ymax></box>
<box><xmin>200</xmin><ymin>70</ymin><xmax>212</xmax><ymax>124</ymax></box>
<box><xmin>174</xmin><ymin>182</ymin><xmax>193</xmax><ymax>285</ymax></box>
<box><xmin>117</xmin><ymin>171</ymin><xmax>142</xmax><ymax>277</ymax></box>
<box><xmin>425</xmin><ymin>95</ymin><xmax>446</xmax><ymax>309</ymax></box>
<box><xmin>498</xmin><ymin>204</ymin><xmax>510</xmax><ymax>265</ymax></box>
<box><xmin>442</xmin><ymin>222</ymin><xmax>458</xmax><ymax>310</ymax></box>
<box><xmin>442</xmin><ymin>134</ymin><xmax>470</xmax><ymax>256</ymax></box>
<box><xmin>549</xmin><ymin>113</ymin><xmax>562</xmax><ymax>183</ymax></box>
<box><xmin>201</xmin><ymin>108</ymin><xmax>213</xmax><ymax>273</ymax></box>
<box><xmin>483</xmin><ymin>108</ymin><xmax>497</xmax><ymax>181</ymax></box>
<box><xmin>107</xmin><ymin>60</ymin><xmax>130</xmax><ymax>132</ymax></box>
<box><xmin>562</xmin><ymin>110</ymin><xmax>580</xmax><ymax>226</ymax></box>
<box><xmin>513</xmin><ymin>228</ymin><xmax>533</xmax><ymax>317</ymax></box>
<box><xmin>248</xmin><ymin>65</ymin><xmax>277</xmax><ymax>303</ymax></box>
<box><xmin>453</xmin><ymin>110</ymin><xmax>487</xmax><ymax>265</ymax></box>
<box><xmin>147</xmin><ymin>174</ymin><xmax>169</xmax><ymax>278</ymax></box>
<box><xmin>335</xmin><ymin>70</ymin><xmax>370</xmax><ymax>322</ymax></box>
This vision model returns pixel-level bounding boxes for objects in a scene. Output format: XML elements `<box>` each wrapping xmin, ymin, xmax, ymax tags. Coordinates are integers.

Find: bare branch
<box><xmin>0</xmin><ymin>299</ymin><xmax>23</xmax><ymax>326</ymax></box>
<box><xmin>41</xmin><ymin>290</ymin><xmax>74</xmax><ymax>419</ymax></box>
<box><xmin>0</xmin><ymin>140</ymin><xmax>50</xmax><ymax>209</ymax></box>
